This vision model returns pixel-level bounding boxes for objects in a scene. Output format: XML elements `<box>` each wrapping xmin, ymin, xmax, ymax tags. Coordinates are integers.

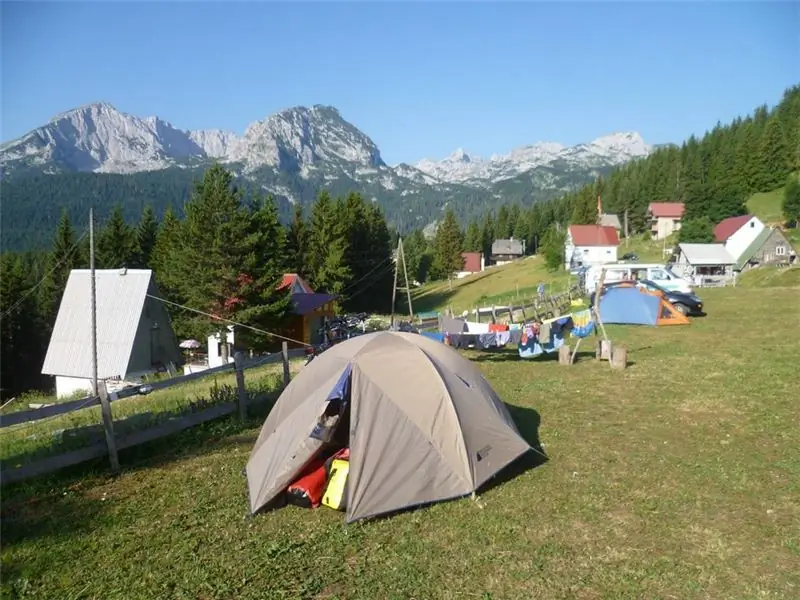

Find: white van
<box><xmin>584</xmin><ymin>263</ymin><xmax>693</xmax><ymax>294</ymax></box>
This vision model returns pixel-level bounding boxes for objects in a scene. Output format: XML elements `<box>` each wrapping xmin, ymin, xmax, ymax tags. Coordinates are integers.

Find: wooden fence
<box><xmin>424</xmin><ymin>284</ymin><xmax>582</xmax><ymax>327</ymax></box>
<box><xmin>0</xmin><ymin>342</ymin><xmax>306</xmax><ymax>486</ymax></box>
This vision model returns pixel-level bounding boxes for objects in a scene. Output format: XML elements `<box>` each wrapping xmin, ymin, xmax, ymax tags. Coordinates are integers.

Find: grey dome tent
<box><xmin>246</xmin><ymin>331</ymin><xmax>532</xmax><ymax>523</ymax></box>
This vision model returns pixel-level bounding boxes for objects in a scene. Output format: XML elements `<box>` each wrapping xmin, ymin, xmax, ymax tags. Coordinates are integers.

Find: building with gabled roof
<box><xmin>565</xmin><ymin>225</ymin><xmax>620</xmax><ymax>269</ymax></box>
<box><xmin>713</xmin><ymin>215</ymin><xmax>765</xmax><ymax>262</ymax></box>
<box><xmin>647</xmin><ymin>202</ymin><xmax>685</xmax><ymax>240</ymax></box>
<box><xmin>41</xmin><ymin>269</ymin><xmax>182</xmax><ymax>398</ymax></box>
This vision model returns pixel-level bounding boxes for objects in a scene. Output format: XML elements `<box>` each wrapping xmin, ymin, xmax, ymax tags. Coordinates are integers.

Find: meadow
<box><xmin>2</xmin><ymin>284</ymin><xmax>798</xmax><ymax>600</ymax></box>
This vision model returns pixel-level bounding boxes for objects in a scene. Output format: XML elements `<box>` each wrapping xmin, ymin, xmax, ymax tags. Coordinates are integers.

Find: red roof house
<box><xmin>568</xmin><ymin>225</ymin><xmax>620</xmax><ymax>246</ymax></box>
<box><xmin>648</xmin><ymin>202</ymin><xmax>685</xmax><ymax>218</ymax></box>
<box><xmin>277</xmin><ymin>273</ymin><xmax>315</xmax><ymax>295</ymax></box>
<box><xmin>714</xmin><ymin>215</ymin><xmax>753</xmax><ymax>242</ymax></box>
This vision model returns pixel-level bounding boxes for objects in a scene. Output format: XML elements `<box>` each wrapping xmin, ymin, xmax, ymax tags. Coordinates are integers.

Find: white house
<box><xmin>207</xmin><ymin>326</ymin><xmax>235</xmax><ymax>368</ymax></box>
<box><xmin>674</xmin><ymin>243</ymin><xmax>736</xmax><ymax>285</ymax></box>
<box><xmin>564</xmin><ymin>225</ymin><xmax>620</xmax><ymax>270</ymax></box>
<box><xmin>41</xmin><ymin>269</ymin><xmax>182</xmax><ymax>398</ymax></box>
<box><xmin>713</xmin><ymin>215</ymin><xmax>765</xmax><ymax>262</ymax></box>
<box><xmin>647</xmin><ymin>202</ymin><xmax>685</xmax><ymax>240</ymax></box>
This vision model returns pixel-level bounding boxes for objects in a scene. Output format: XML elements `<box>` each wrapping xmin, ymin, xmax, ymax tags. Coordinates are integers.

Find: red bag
<box><xmin>286</xmin><ymin>457</ymin><xmax>328</xmax><ymax>509</ymax></box>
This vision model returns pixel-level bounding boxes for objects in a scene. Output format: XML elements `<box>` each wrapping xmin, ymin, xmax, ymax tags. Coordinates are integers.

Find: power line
<box><xmin>341</xmin><ymin>256</ymin><xmax>394</xmax><ymax>294</ymax></box>
<box><xmin>145</xmin><ymin>294</ymin><xmax>313</xmax><ymax>347</ymax></box>
<box><xmin>1</xmin><ymin>228</ymin><xmax>89</xmax><ymax>321</ymax></box>
<box><xmin>342</xmin><ymin>262</ymin><xmax>397</xmax><ymax>302</ymax></box>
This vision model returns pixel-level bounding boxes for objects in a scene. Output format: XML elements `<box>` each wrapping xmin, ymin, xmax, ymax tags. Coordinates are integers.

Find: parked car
<box><xmin>620</xmin><ymin>252</ymin><xmax>639</xmax><ymax>261</ymax></box>
<box><xmin>590</xmin><ymin>279</ymin><xmax>705</xmax><ymax>316</ymax></box>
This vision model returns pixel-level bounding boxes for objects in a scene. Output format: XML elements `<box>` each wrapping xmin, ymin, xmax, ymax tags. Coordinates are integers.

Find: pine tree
<box><xmin>495</xmin><ymin>205</ymin><xmax>510</xmax><ymax>239</ymax></box>
<box><xmin>463</xmin><ymin>220</ymin><xmax>482</xmax><ymax>252</ymax></box>
<box><xmin>306</xmin><ymin>191</ymin><xmax>351</xmax><ymax>302</ymax></box>
<box><xmin>135</xmin><ymin>205</ymin><xmax>159</xmax><ymax>268</ymax></box>
<box><xmin>757</xmin><ymin>115</ymin><xmax>792</xmax><ymax>191</ymax></box>
<box><xmin>480</xmin><ymin>213</ymin><xmax>495</xmax><ymax>260</ymax></box>
<box><xmin>733</xmin><ymin>120</ymin><xmax>759</xmax><ymax>195</ymax></box>
<box><xmin>570</xmin><ymin>186</ymin><xmax>599</xmax><ymax>225</ymax></box>
<box><xmin>236</xmin><ymin>192</ymin><xmax>292</xmax><ymax>351</ymax></box>
<box><xmin>783</xmin><ymin>175</ymin><xmax>800</xmax><ymax>227</ymax></box>
<box><xmin>150</xmin><ymin>205</ymin><xmax>182</xmax><ymax>301</ymax></box>
<box><xmin>285</xmin><ymin>203</ymin><xmax>308</xmax><ymax>276</ymax></box>
<box><xmin>170</xmin><ymin>164</ymin><xmax>290</xmax><ymax>346</ymax></box>
<box><xmin>96</xmin><ymin>205</ymin><xmax>138</xmax><ymax>269</ymax></box>
<box><xmin>678</xmin><ymin>217</ymin><xmax>715</xmax><ymax>243</ymax></box>
<box><xmin>1</xmin><ymin>254</ymin><xmax>46</xmax><ymax>397</ymax></box>
<box><xmin>431</xmin><ymin>208</ymin><xmax>463</xmax><ymax>288</ymax></box>
<box><xmin>539</xmin><ymin>226</ymin><xmax>565</xmax><ymax>271</ymax></box>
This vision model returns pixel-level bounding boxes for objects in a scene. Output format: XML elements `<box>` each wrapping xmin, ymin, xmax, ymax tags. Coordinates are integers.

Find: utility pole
<box><xmin>399</xmin><ymin>237</ymin><xmax>414</xmax><ymax>322</ymax></box>
<box><xmin>390</xmin><ymin>240</ymin><xmax>399</xmax><ymax>328</ymax></box>
<box><xmin>90</xmin><ymin>207</ymin><xmax>98</xmax><ymax>396</ymax></box>
<box><xmin>90</xmin><ymin>208</ymin><xmax>119</xmax><ymax>472</ymax></box>
<box><xmin>389</xmin><ymin>237</ymin><xmax>414</xmax><ymax>328</ymax></box>
<box><xmin>624</xmin><ymin>209</ymin><xmax>630</xmax><ymax>248</ymax></box>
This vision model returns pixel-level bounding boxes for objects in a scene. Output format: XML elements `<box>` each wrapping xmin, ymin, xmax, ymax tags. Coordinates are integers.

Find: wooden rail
<box><xmin>0</xmin><ymin>343</ymin><xmax>306</xmax><ymax>486</ymax></box>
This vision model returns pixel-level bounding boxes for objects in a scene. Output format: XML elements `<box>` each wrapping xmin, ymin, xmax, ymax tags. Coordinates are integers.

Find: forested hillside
<box><xmin>1</xmin><ymin>85</ymin><xmax>797</xmax><ymax>399</ymax></box>
<box><xmin>423</xmin><ymin>84</ymin><xmax>800</xmax><ymax>275</ymax></box>
<box><xmin>1</xmin><ymin>166</ymin><xmax>395</xmax><ymax>398</ymax></box>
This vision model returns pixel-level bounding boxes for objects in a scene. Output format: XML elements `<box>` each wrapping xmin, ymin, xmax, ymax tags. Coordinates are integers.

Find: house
<box><xmin>673</xmin><ymin>243</ymin><xmax>736</xmax><ymax>285</ymax></box>
<box><xmin>648</xmin><ymin>203</ymin><xmax>685</xmax><ymax>240</ymax></box>
<box><xmin>735</xmin><ymin>227</ymin><xmax>797</xmax><ymax>271</ymax></box>
<box><xmin>187</xmin><ymin>273</ymin><xmax>337</xmax><ymax>374</ymax></box>
<box><xmin>599</xmin><ymin>213</ymin><xmax>622</xmax><ymax>231</ymax></box>
<box><xmin>490</xmin><ymin>238</ymin><xmax>525</xmax><ymax>265</ymax></box>
<box><xmin>456</xmin><ymin>251</ymin><xmax>484</xmax><ymax>279</ymax></box>
<box><xmin>41</xmin><ymin>269</ymin><xmax>182</xmax><ymax>399</ymax></box>
<box><xmin>564</xmin><ymin>225</ymin><xmax>620</xmax><ymax>270</ymax></box>
<box><xmin>713</xmin><ymin>215</ymin><xmax>765</xmax><ymax>262</ymax></box>
<box><xmin>275</xmin><ymin>274</ymin><xmax>336</xmax><ymax>348</ymax></box>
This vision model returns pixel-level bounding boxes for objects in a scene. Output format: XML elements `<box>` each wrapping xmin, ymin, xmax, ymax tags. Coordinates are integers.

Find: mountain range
<box><xmin>0</xmin><ymin>103</ymin><xmax>652</xmax><ymax>251</ymax></box>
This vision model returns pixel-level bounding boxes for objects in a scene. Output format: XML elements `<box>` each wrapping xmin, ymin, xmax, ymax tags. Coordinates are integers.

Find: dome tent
<box><xmin>246</xmin><ymin>331</ymin><xmax>532</xmax><ymax>523</ymax></box>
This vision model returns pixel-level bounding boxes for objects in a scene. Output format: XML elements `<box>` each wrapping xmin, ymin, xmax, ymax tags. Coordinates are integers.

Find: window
<box><xmin>750</xmin><ymin>221</ymin><xmax>755</xmax><ymax>228</ymax></box>
<box><xmin>776</xmin><ymin>245</ymin><xmax>786</xmax><ymax>256</ymax></box>
<box><xmin>583</xmin><ymin>248</ymin><xmax>589</xmax><ymax>254</ymax></box>
<box><xmin>651</xmin><ymin>269</ymin><xmax>668</xmax><ymax>280</ymax></box>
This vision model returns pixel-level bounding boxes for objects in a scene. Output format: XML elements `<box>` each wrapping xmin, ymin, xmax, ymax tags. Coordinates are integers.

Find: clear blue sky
<box><xmin>2</xmin><ymin>1</ymin><xmax>798</xmax><ymax>165</ymax></box>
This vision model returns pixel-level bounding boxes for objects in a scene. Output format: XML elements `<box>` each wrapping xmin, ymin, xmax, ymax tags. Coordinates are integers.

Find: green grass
<box><xmin>3</xmin><ymin>285</ymin><xmax>799</xmax><ymax>599</ymax></box>
<box><xmin>737</xmin><ymin>265</ymin><xmax>800</xmax><ymax>288</ymax></box>
<box><xmin>747</xmin><ymin>174</ymin><xmax>798</xmax><ymax>225</ymax></box>
<box><xmin>0</xmin><ymin>359</ymin><xmax>303</xmax><ymax>466</ymax></box>
<box><xmin>410</xmin><ymin>235</ymin><xmax>674</xmax><ymax>316</ymax></box>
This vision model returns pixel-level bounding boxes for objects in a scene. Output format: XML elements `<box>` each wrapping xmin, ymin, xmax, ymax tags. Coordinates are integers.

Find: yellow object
<box><xmin>322</xmin><ymin>459</ymin><xmax>350</xmax><ymax>510</ymax></box>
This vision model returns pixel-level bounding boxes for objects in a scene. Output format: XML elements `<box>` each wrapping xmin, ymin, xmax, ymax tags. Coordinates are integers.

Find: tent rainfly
<box><xmin>246</xmin><ymin>331</ymin><xmax>532</xmax><ymax>523</ymax></box>
<box><xmin>598</xmin><ymin>286</ymin><xmax>689</xmax><ymax>326</ymax></box>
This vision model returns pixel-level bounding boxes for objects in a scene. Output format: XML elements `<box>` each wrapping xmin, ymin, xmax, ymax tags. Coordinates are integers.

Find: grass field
<box><xmin>410</xmin><ymin>235</ymin><xmax>673</xmax><ymax>315</ymax></box>
<box><xmin>3</xmin><ymin>285</ymin><xmax>799</xmax><ymax>600</ymax></box>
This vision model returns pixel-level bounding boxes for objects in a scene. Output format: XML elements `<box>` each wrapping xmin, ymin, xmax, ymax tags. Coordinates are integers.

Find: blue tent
<box><xmin>598</xmin><ymin>286</ymin><xmax>660</xmax><ymax>326</ymax></box>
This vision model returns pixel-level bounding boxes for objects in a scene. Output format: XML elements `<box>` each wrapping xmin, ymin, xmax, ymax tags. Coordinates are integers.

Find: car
<box><xmin>619</xmin><ymin>252</ymin><xmax>639</xmax><ymax>261</ymax></box>
<box><xmin>589</xmin><ymin>279</ymin><xmax>705</xmax><ymax>316</ymax></box>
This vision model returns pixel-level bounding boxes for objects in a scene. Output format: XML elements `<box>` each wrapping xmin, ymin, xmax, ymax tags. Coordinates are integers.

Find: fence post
<box><xmin>234</xmin><ymin>351</ymin><xmax>248</xmax><ymax>421</ymax></box>
<box><xmin>98</xmin><ymin>382</ymin><xmax>120</xmax><ymax>472</ymax></box>
<box><xmin>281</xmin><ymin>342</ymin><xmax>291</xmax><ymax>389</ymax></box>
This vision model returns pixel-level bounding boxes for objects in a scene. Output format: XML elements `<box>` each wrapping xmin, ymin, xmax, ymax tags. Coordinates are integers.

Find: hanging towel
<box><xmin>494</xmin><ymin>331</ymin><xmax>511</xmax><ymax>346</ymax></box>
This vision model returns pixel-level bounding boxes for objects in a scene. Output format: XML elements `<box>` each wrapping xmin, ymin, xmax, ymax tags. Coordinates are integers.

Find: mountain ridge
<box><xmin>0</xmin><ymin>101</ymin><xmax>653</xmax><ymax>251</ymax></box>
<box><xmin>1</xmin><ymin>102</ymin><xmax>650</xmax><ymax>181</ymax></box>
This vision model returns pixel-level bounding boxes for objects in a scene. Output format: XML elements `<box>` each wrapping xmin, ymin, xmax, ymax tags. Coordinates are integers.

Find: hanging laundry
<box><xmin>494</xmin><ymin>330</ymin><xmax>511</xmax><ymax>346</ymax></box>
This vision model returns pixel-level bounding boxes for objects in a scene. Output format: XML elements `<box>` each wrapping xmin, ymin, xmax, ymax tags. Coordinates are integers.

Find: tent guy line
<box><xmin>145</xmin><ymin>294</ymin><xmax>313</xmax><ymax>347</ymax></box>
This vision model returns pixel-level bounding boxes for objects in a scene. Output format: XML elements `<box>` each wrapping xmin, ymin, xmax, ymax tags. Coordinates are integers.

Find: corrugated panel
<box><xmin>41</xmin><ymin>269</ymin><xmax>152</xmax><ymax>379</ymax></box>
<box><xmin>678</xmin><ymin>243</ymin><xmax>735</xmax><ymax>265</ymax></box>
<box><xmin>735</xmin><ymin>228</ymin><xmax>772</xmax><ymax>270</ymax></box>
